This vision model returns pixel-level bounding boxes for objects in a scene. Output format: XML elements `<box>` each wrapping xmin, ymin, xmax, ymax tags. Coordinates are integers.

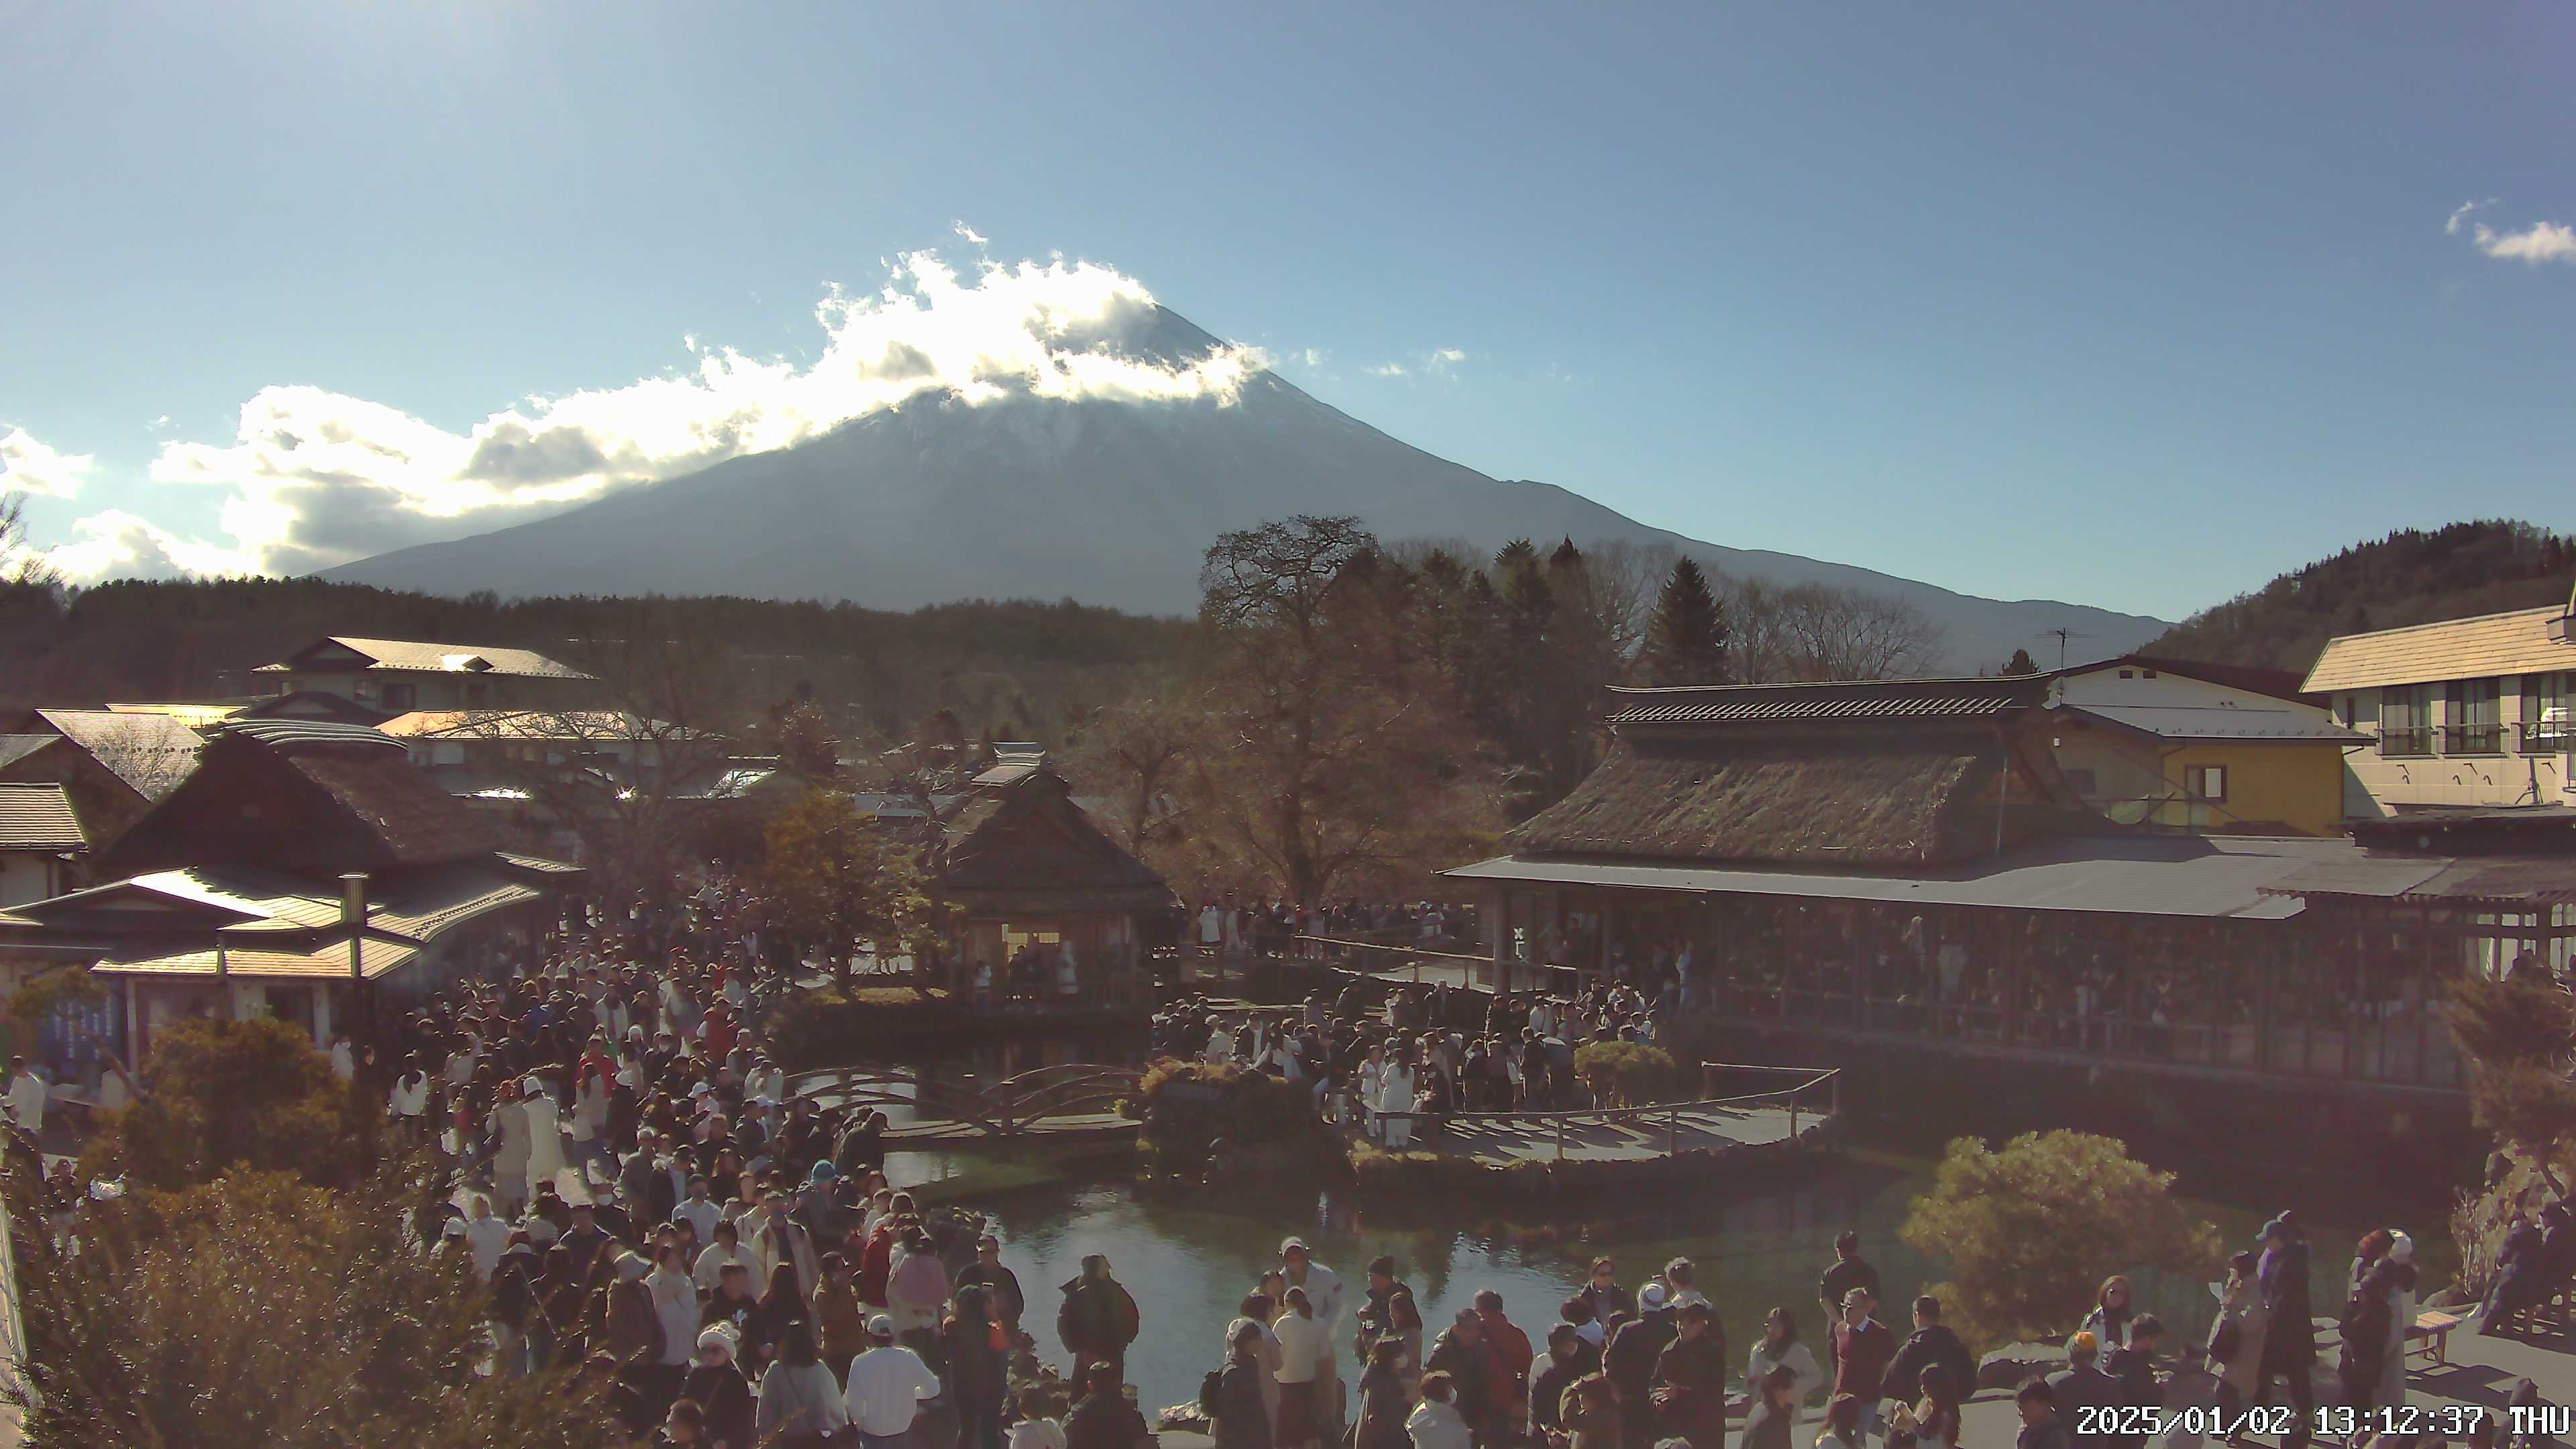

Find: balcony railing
<box><xmin>2442</xmin><ymin>724</ymin><xmax>2504</xmax><ymax>755</ymax></box>
<box><xmin>2523</xmin><ymin>721</ymin><xmax>2576</xmax><ymax>753</ymax></box>
<box><xmin>2378</xmin><ymin>729</ymin><xmax>2434</xmax><ymax>758</ymax></box>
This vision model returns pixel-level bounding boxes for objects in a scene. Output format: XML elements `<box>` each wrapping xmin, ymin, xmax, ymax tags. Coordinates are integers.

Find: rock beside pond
<box><xmin>1978</xmin><ymin>1342</ymin><xmax>2068</xmax><ymax>1391</ymax></box>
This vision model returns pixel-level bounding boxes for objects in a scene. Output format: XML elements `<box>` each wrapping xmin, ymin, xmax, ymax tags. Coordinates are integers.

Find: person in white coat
<box><xmin>5</xmin><ymin>1058</ymin><xmax>47</xmax><ymax>1137</ymax></box>
<box><xmin>518</xmin><ymin>1076</ymin><xmax>567</xmax><ymax>1203</ymax></box>
<box><xmin>1377</xmin><ymin>1055</ymin><xmax>1417</xmax><ymax>1150</ymax></box>
<box><xmin>1745</xmin><ymin>1307</ymin><xmax>1824</xmax><ymax>1432</ymax></box>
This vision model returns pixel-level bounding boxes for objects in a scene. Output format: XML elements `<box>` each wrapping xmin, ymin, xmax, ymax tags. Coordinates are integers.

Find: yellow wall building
<box><xmin>2043</xmin><ymin>657</ymin><xmax>2364</xmax><ymax>837</ymax></box>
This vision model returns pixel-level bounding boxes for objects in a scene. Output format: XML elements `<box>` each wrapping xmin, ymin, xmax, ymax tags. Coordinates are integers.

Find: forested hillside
<box><xmin>2145</xmin><ymin>521</ymin><xmax>2576</xmax><ymax>674</ymax></box>
<box><xmin>0</xmin><ymin>577</ymin><xmax>1193</xmax><ymax>749</ymax></box>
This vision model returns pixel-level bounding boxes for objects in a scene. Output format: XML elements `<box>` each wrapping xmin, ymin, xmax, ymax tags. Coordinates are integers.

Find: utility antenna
<box><xmin>2037</xmin><ymin>627</ymin><xmax>2096</xmax><ymax>669</ymax></box>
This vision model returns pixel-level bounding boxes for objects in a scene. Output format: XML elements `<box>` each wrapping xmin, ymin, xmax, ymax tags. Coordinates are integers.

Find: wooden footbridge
<box><xmin>788</xmin><ymin>1063</ymin><xmax>1145</xmax><ymax>1143</ymax></box>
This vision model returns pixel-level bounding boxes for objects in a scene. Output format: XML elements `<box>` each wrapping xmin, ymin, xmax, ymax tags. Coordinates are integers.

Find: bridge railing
<box><xmin>1363</xmin><ymin>1064</ymin><xmax>1840</xmax><ymax>1162</ymax></box>
<box><xmin>786</xmin><ymin>1063</ymin><xmax>1142</xmax><ymax>1137</ymax></box>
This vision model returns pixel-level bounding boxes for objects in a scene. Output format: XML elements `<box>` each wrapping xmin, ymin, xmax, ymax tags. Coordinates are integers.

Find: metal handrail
<box><xmin>1371</xmin><ymin>1067</ymin><xmax>1838</xmax><ymax>1125</ymax></box>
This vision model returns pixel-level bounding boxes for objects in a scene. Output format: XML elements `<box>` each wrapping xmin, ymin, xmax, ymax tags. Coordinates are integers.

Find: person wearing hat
<box><xmin>1652</xmin><ymin>1299</ymin><xmax>1730</xmax><ymax>1449</ymax></box>
<box><xmin>955</xmin><ymin>1232</ymin><xmax>1027</xmax><ymax>1338</ymax></box>
<box><xmin>2045</xmin><ymin>1332</ymin><xmax>2118</xmax><ymax>1449</ymax></box>
<box><xmin>1603</xmin><ymin>1281</ymin><xmax>1676</xmax><ymax>1448</ymax></box>
<box><xmin>682</xmin><ymin>1324</ymin><xmax>756</xmax><ymax>1449</ymax></box>
<box><xmin>842</xmin><ymin>1313</ymin><xmax>942</xmax><ymax>1448</ymax></box>
<box><xmin>2251</xmin><ymin>1216</ymin><xmax>2315</xmax><ymax>1446</ymax></box>
<box><xmin>1058</xmin><ymin>1254</ymin><xmax>1142</xmax><ymax>1391</ymax></box>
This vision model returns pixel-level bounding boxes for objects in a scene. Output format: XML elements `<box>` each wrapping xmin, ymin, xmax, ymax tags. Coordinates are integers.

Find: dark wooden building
<box><xmin>0</xmin><ymin>718</ymin><xmax>577</xmax><ymax>1079</ymax></box>
<box><xmin>932</xmin><ymin>757</ymin><xmax>1175</xmax><ymax>998</ymax></box>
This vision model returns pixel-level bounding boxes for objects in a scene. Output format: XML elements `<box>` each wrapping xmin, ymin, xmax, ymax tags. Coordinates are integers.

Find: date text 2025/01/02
<box><xmin>2072</xmin><ymin>1405</ymin><xmax>2568</xmax><ymax>1440</ymax></box>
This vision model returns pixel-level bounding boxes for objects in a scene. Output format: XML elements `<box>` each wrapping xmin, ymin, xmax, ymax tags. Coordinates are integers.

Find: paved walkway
<box><xmin>1407</xmin><ymin>1100</ymin><xmax>1818</xmax><ymax>1165</ymax></box>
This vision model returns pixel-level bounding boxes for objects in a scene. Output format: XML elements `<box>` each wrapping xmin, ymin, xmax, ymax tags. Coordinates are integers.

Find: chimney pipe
<box><xmin>341</xmin><ymin>872</ymin><xmax>369</xmax><ymax>981</ymax></box>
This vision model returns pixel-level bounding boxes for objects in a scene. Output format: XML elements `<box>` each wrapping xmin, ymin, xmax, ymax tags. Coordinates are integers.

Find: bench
<box><xmin>2405</xmin><ymin>1309</ymin><xmax>2463</xmax><ymax>1365</ymax></box>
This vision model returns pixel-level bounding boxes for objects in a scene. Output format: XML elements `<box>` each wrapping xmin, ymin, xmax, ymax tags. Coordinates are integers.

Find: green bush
<box><xmin>85</xmin><ymin>1018</ymin><xmax>382</xmax><ymax>1195</ymax></box>
<box><xmin>1138</xmin><ymin>1058</ymin><xmax>1314</xmax><ymax>1153</ymax></box>
<box><xmin>1572</xmin><ymin>1041</ymin><xmax>1678</xmax><ymax>1107</ymax></box>
<box><xmin>1897</xmin><ymin>1130</ymin><xmax>2224</xmax><ymax>1348</ymax></box>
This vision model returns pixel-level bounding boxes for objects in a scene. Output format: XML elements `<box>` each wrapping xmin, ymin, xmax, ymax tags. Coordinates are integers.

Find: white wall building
<box><xmin>2303</xmin><ymin>602</ymin><xmax>2576</xmax><ymax>815</ymax></box>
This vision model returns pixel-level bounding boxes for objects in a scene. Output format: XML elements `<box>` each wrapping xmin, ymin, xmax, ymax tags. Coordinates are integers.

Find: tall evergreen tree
<box><xmin>1640</xmin><ymin>557</ymin><xmax>1732</xmax><ymax>686</ymax></box>
<box><xmin>2001</xmin><ymin>647</ymin><xmax>2039</xmax><ymax>676</ymax></box>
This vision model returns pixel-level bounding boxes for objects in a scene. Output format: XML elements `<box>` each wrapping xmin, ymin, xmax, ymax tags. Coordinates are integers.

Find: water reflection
<box><xmin>889</xmin><ymin>1152</ymin><xmax>2375</xmax><ymax>1415</ymax></box>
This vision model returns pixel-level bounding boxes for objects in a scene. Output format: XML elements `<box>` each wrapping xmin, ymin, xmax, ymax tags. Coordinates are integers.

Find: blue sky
<box><xmin>3</xmin><ymin>3</ymin><xmax>2571</xmax><ymax>621</ymax></box>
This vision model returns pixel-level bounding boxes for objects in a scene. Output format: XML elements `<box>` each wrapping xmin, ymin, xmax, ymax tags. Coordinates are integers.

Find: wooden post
<box><xmin>1666</xmin><ymin>1099</ymin><xmax>1678</xmax><ymax>1159</ymax></box>
<box><xmin>1554</xmin><ymin>1114</ymin><xmax>1566</xmax><ymax>1163</ymax></box>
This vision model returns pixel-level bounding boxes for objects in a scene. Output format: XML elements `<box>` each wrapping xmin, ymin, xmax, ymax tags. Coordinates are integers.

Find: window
<box><xmin>2525</xmin><ymin>672</ymin><xmax>2573</xmax><ymax>751</ymax></box>
<box><xmin>2445</xmin><ymin>678</ymin><xmax>2500</xmax><ymax>753</ymax></box>
<box><xmin>2116</xmin><ymin>668</ymin><xmax>2135</xmax><ymax>679</ymax></box>
<box><xmin>2379</xmin><ymin>686</ymin><xmax>2433</xmax><ymax>756</ymax></box>
<box><xmin>379</xmin><ymin>681</ymin><xmax>416</xmax><ymax>711</ymax></box>
<box><xmin>2186</xmin><ymin>765</ymin><xmax>2227</xmax><ymax>802</ymax></box>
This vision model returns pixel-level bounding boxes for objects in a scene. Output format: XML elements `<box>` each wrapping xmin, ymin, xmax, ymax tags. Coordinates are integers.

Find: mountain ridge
<box><xmin>326</xmin><ymin>307</ymin><xmax>2169</xmax><ymax>669</ymax></box>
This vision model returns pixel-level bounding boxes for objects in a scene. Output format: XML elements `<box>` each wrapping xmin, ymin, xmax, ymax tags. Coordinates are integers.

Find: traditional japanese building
<box><xmin>0</xmin><ymin>718</ymin><xmax>578</xmax><ymax>1081</ymax></box>
<box><xmin>929</xmin><ymin>755</ymin><xmax>1176</xmax><ymax>996</ymax></box>
<box><xmin>1446</xmin><ymin>675</ymin><xmax>2576</xmax><ymax>1132</ymax></box>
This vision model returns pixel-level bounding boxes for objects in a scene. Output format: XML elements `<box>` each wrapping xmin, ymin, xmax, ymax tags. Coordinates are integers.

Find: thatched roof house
<box><xmin>928</xmin><ymin>756</ymin><xmax>1174</xmax><ymax>990</ymax></box>
<box><xmin>1502</xmin><ymin>676</ymin><xmax>2090</xmax><ymax>869</ymax></box>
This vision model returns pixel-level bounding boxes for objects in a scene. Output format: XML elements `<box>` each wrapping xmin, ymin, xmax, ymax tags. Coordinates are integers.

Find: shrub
<box><xmin>1897</xmin><ymin>1130</ymin><xmax>2223</xmax><ymax>1350</ymax></box>
<box><xmin>1138</xmin><ymin>1058</ymin><xmax>1316</xmax><ymax>1153</ymax></box>
<box><xmin>85</xmin><ymin>1017</ymin><xmax>382</xmax><ymax>1194</ymax></box>
<box><xmin>1572</xmin><ymin>1041</ymin><xmax>1678</xmax><ymax>1107</ymax></box>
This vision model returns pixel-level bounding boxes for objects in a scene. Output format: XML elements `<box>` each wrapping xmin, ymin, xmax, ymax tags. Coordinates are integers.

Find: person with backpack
<box><xmin>2335</xmin><ymin>1267</ymin><xmax>2398</xmax><ymax>1444</ymax></box>
<box><xmin>1213</xmin><ymin>1320</ymin><xmax>1277</xmax><ymax>1449</ymax></box>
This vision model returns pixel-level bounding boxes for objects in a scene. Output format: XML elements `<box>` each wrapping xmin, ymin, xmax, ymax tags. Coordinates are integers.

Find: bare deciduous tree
<box><xmin>1726</xmin><ymin>579</ymin><xmax>1945</xmax><ymax>682</ymax></box>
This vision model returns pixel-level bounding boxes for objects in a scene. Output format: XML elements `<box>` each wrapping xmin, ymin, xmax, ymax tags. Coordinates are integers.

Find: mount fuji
<box><xmin>325</xmin><ymin>307</ymin><xmax>2166</xmax><ymax>668</ymax></box>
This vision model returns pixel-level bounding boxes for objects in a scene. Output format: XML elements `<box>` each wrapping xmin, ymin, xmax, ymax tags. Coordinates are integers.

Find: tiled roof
<box><xmin>256</xmin><ymin>636</ymin><xmax>594</xmax><ymax>680</ymax></box>
<box><xmin>93</xmin><ymin>937</ymin><xmax>420</xmax><ymax>981</ymax></box>
<box><xmin>376</xmin><ymin>709</ymin><xmax>670</xmax><ymax>740</ymax></box>
<box><xmin>1607</xmin><ymin>676</ymin><xmax>2045</xmax><ymax>727</ymax></box>
<box><xmin>2057</xmin><ymin>704</ymin><xmax>2367</xmax><ymax>743</ymax></box>
<box><xmin>32</xmin><ymin>710</ymin><xmax>205</xmax><ymax>800</ymax></box>
<box><xmin>2302</xmin><ymin>606</ymin><xmax>2576</xmax><ymax>694</ymax></box>
<box><xmin>0</xmin><ymin>784</ymin><xmax>85</xmax><ymax>853</ymax></box>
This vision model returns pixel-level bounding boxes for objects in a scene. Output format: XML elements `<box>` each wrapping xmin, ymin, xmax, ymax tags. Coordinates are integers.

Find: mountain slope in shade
<box><xmin>327</xmin><ymin>307</ymin><xmax>2167</xmax><ymax>670</ymax></box>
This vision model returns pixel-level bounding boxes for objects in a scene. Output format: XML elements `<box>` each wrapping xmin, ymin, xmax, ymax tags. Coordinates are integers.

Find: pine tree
<box><xmin>2001</xmin><ymin>647</ymin><xmax>2039</xmax><ymax>676</ymax></box>
<box><xmin>1641</xmin><ymin>557</ymin><xmax>1731</xmax><ymax>686</ymax></box>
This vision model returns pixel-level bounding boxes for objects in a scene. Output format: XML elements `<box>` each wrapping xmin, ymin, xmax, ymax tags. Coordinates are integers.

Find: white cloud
<box><xmin>1365</xmin><ymin>362</ymin><xmax>1409</xmax><ymax>377</ymax></box>
<box><xmin>1</xmin><ymin>427</ymin><xmax>95</xmax><ymax>498</ymax></box>
<box><xmin>91</xmin><ymin>242</ymin><xmax>1269</xmax><ymax>578</ymax></box>
<box><xmin>2474</xmin><ymin>219</ymin><xmax>2576</xmax><ymax>264</ymax></box>
<box><xmin>45</xmin><ymin>509</ymin><xmax>257</xmax><ymax>582</ymax></box>
<box><xmin>953</xmin><ymin>221</ymin><xmax>988</xmax><ymax>248</ymax></box>
<box><xmin>148</xmin><ymin>415</ymin><xmax>172</xmax><ymax>431</ymax></box>
<box><xmin>2448</xmin><ymin>200</ymin><xmax>2576</xmax><ymax>265</ymax></box>
<box><xmin>1293</xmin><ymin>348</ymin><xmax>1329</xmax><ymax>370</ymax></box>
<box><xmin>1428</xmin><ymin>347</ymin><xmax>1468</xmax><ymax>374</ymax></box>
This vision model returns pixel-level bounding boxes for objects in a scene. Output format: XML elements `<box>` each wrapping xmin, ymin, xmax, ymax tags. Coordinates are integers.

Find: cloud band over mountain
<box><xmin>15</xmin><ymin>246</ymin><xmax>1269</xmax><ymax>581</ymax></box>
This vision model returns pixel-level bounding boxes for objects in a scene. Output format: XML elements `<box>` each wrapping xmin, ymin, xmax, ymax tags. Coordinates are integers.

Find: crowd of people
<box><xmin>1149</xmin><ymin>978</ymin><xmax>1669</xmax><ymax>1146</ymax></box>
<box><xmin>10</xmin><ymin>854</ymin><xmax>2568</xmax><ymax>1449</ymax></box>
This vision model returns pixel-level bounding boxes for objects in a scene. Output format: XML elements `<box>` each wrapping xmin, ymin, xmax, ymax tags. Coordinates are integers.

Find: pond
<box><xmin>883</xmin><ymin>1143</ymin><xmax>2443</xmax><ymax>1417</ymax></box>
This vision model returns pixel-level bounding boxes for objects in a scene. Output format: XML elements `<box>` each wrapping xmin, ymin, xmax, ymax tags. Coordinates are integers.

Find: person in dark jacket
<box><xmin>1603</xmin><ymin>1281</ymin><xmax>1677</xmax><ymax>1448</ymax></box>
<box><xmin>1066</xmin><ymin>1361</ymin><xmax>1153</xmax><ymax>1449</ymax></box>
<box><xmin>1218</xmin><ymin>1321</ymin><xmax>1278</xmax><ymax>1449</ymax></box>
<box><xmin>2017</xmin><ymin>1378</ymin><xmax>2072</xmax><ymax>1449</ymax></box>
<box><xmin>2479</xmin><ymin>1210</ymin><xmax>2551</xmax><ymax>1337</ymax></box>
<box><xmin>1059</xmin><ymin>1254</ymin><xmax>1142</xmax><ymax>1389</ymax></box>
<box><xmin>1884</xmin><ymin>1296</ymin><xmax>1976</xmax><ymax>1420</ymax></box>
<box><xmin>1650</xmin><ymin>1300</ymin><xmax>1729</xmax><ymax>1449</ymax></box>
<box><xmin>2100</xmin><ymin>1316</ymin><xmax>2165</xmax><ymax>1449</ymax></box>
<box><xmin>2251</xmin><ymin>1214</ymin><xmax>2316</xmax><ymax>1449</ymax></box>
<box><xmin>945</xmin><ymin>1285</ymin><xmax>1010</xmax><ymax>1449</ymax></box>
<box><xmin>1529</xmin><ymin>1323</ymin><xmax>1587</xmax><ymax>1436</ymax></box>
<box><xmin>1819</xmin><ymin>1232</ymin><xmax>1882</xmax><ymax>1375</ymax></box>
<box><xmin>1354</xmin><ymin>1338</ymin><xmax>1415</xmax><ymax>1449</ymax></box>
<box><xmin>1743</xmin><ymin>1364</ymin><xmax>1802</xmax><ymax>1449</ymax></box>
<box><xmin>955</xmin><ymin>1234</ymin><xmax>1028</xmax><ymax>1336</ymax></box>
<box><xmin>2047</xmin><ymin>1333</ymin><xmax>2121</xmax><ymax>1449</ymax></box>
<box><xmin>679</xmin><ymin>1327</ymin><xmax>756</xmax><ymax>1449</ymax></box>
<box><xmin>1425</xmin><ymin>1309</ymin><xmax>1497</xmax><ymax>1438</ymax></box>
<box><xmin>1831</xmin><ymin>1289</ymin><xmax>1898</xmax><ymax>1441</ymax></box>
